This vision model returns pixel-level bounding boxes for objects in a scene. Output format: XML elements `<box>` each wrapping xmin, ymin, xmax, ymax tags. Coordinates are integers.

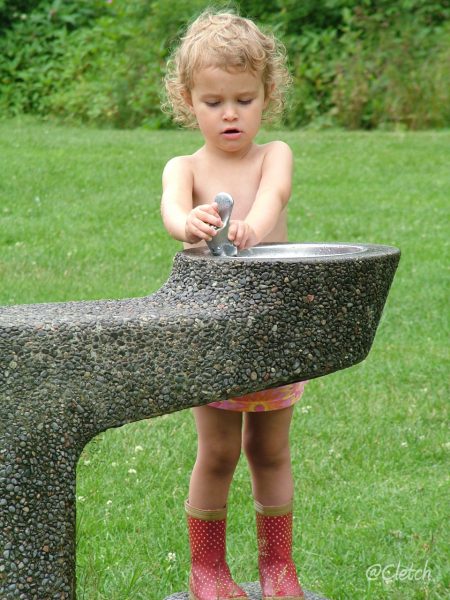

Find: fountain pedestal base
<box><xmin>164</xmin><ymin>582</ymin><xmax>331</xmax><ymax>600</ymax></box>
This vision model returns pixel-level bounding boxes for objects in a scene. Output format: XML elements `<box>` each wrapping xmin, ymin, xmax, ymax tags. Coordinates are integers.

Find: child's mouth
<box><xmin>222</xmin><ymin>128</ymin><xmax>242</xmax><ymax>139</ymax></box>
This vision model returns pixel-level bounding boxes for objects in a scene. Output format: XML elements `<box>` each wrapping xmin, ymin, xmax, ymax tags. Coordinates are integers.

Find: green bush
<box><xmin>0</xmin><ymin>0</ymin><xmax>211</xmax><ymax>127</ymax></box>
<box><xmin>0</xmin><ymin>0</ymin><xmax>108</xmax><ymax>116</ymax></box>
<box><xmin>0</xmin><ymin>0</ymin><xmax>42</xmax><ymax>32</ymax></box>
<box><xmin>0</xmin><ymin>0</ymin><xmax>449</xmax><ymax>129</ymax></box>
<box><xmin>330</xmin><ymin>7</ymin><xmax>450</xmax><ymax>129</ymax></box>
<box><xmin>282</xmin><ymin>4</ymin><xmax>450</xmax><ymax>128</ymax></box>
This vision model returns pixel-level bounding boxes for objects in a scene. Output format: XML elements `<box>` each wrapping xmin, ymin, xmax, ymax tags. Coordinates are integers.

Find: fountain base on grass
<box><xmin>165</xmin><ymin>582</ymin><xmax>331</xmax><ymax>600</ymax></box>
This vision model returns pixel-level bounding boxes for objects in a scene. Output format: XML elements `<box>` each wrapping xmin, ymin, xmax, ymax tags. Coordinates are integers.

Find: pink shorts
<box><xmin>208</xmin><ymin>381</ymin><xmax>307</xmax><ymax>412</ymax></box>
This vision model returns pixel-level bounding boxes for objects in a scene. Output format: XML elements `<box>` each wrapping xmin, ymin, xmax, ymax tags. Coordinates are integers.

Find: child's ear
<box><xmin>263</xmin><ymin>83</ymin><xmax>275</xmax><ymax>109</ymax></box>
<box><xmin>182</xmin><ymin>88</ymin><xmax>195</xmax><ymax>114</ymax></box>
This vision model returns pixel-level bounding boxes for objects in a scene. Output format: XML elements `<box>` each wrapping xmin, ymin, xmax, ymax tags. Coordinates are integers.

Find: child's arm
<box><xmin>228</xmin><ymin>141</ymin><xmax>293</xmax><ymax>248</ymax></box>
<box><xmin>161</xmin><ymin>157</ymin><xmax>222</xmax><ymax>243</ymax></box>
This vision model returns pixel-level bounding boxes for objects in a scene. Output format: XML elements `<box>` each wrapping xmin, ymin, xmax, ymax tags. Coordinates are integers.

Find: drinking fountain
<box><xmin>0</xmin><ymin>241</ymin><xmax>400</xmax><ymax>599</ymax></box>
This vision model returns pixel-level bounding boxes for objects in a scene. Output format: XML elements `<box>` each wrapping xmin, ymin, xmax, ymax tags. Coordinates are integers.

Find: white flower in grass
<box><xmin>401</xmin><ymin>441</ymin><xmax>408</xmax><ymax>447</ymax></box>
<box><xmin>134</xmin><ymin>445</ymin><xmax>144</xmax><ymax>453</ymax></box>
<box><xmin>300</xmin><ymin>405</ymin><xmax>312</xmax><ymax>414</ymax></box>
<box><xmin>111</xmin><ymin>462</ymin><xmax>118</xmax><ymax>467</ymax></box>
<box><xmin>128</xmin><ymin>468</ymin><xmax>137</xmax><ymax>474</ymax></box>
<box><xmin>165</xmin><ymin>552</ymin><xmax>177</xmax><ymax>571</ymax></box>
<box><xmin>77</xmin><ymin>496</ymin><xmax>86</xmax><ymax>503</ymax></box>
<box><xmin>83</xmin><ymin>459</ymin><xmax>91</xmax><ymax>466</ymax></box>
<box><xmin>106</xmin><ymin>500</ymin><xmax>113</xmax><ymax>506</ymax></box>
<box><xmin>329</xmin><ymin>447</ymin><xmax>342</xmax><ymax>459</ymax></box>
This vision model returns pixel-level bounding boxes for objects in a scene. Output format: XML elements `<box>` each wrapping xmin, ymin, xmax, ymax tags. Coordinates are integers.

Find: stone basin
<box><xmin>0</xmin><ymin>242</ymin><xmax>400</xmax><ymax>599</ymax></box>
<box><xmin>170</xmin><ymin>241</ymin><xmax>400</xmax><ymax>387</ymax></box>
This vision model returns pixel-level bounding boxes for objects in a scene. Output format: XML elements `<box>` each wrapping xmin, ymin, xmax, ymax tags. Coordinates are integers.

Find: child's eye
<box><xmin>205</xmin><ymin>101</ymin><xmax>220</xmax><ymax>107</ymax></box>
<box><xmin>238</xmin><ymin>99</ymin><xmax>253</xmax><ymax>105</ymax></box>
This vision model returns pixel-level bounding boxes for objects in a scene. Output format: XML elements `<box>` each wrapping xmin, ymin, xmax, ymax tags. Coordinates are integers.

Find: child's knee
<box><xmin>198</xmin><ymin>440</ymin><xmax>241</xmax><ymax>475</ymax></box>
<box><xmin>243</xmin><ymin>434</ymin><xmax>289</xmax><ymax>468</ymax></box>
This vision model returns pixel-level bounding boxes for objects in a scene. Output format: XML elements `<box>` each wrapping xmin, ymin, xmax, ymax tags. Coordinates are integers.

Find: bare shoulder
<box><xmin>257</xmin><ymin>141</ymin><xmax>293</xmax><ymax>200</ymax></box>
<box><xmin>162</xmin><ymin>154</ymin><xmax>194</xmax><ymax>179</ymax></box>
<box><xmin>162</xmin><ymin>155</ymin><xmax>195</xmax><ymax>196</ymax></box>
<box><xmin>259</xmin><ymin>141</ymin><xmax>293</xmax><ymax>176</ymax></box>
<box><xmin>261</xmin><ymin>140</ymin><xmax>293</xmax><ymax>160</ymax></box>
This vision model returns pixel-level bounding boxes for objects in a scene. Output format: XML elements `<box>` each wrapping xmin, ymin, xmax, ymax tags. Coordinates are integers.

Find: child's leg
<box><xmin>189</xmin><ymin>405</ymin><xmax>243</xmax><ymax>509</ymax></box>
<box><xmin>243</xmin><ymin>406</ymin><xmax>303</xmax><ymax>599</ymax></box>
<box><xmin>187</xmin><ymin>406</ymin><xmax>247</xmax><ymax>599</ymax></box>
<box><xmin>243</xmin><ymin>406</ymin><xmax>295</xmax><ymax>505</ymax></box>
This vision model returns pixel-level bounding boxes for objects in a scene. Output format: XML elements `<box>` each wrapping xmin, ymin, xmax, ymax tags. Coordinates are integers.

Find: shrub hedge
<box><xmin>1</xmin><ymin>0</ymin><xmax>449</xmax><ymax>129</ymax></box>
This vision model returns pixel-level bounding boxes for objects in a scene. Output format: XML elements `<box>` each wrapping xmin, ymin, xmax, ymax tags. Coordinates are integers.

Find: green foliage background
<box><xmin>1</xmin><ymin>0</ymin><xmax>449</xmax><ymax>129</ymax></box>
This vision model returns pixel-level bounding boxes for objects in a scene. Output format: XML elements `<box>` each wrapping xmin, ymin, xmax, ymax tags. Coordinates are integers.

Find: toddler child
<box><xmin>161</xmin><ymin>9</ymin><xmax>306</xmax><ymax>600</ymax></box>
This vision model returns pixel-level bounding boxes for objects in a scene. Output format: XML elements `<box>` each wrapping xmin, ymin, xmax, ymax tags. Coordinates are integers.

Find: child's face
<box><xmin>185</xmin><ymin>66</ymin><xmax>269</xmax><ymax>153</ymax></box>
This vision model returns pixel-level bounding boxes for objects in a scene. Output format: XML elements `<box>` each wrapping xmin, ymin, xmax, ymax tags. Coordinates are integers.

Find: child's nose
<box><xmin>222</xmin><ymin>103</ymin><xmax>238</xmax><ymax>120</ymax></box>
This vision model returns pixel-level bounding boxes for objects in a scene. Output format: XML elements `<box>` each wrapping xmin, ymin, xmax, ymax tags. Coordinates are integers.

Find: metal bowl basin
<box><xmin>236</xmin><ymin>243</ymin><xmax>366</xmax><ymax>259</ymax></box>
<box><xmin>184</xmin><ymin>242</ymin><xmax>397</xmax><ymax>261</ymax></box>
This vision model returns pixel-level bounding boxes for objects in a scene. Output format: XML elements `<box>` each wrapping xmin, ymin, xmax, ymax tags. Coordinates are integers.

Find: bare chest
<box><xmin>191</xmin><ymin>154</ymin><xmax>264</xmax><ymax>220</ymax></box>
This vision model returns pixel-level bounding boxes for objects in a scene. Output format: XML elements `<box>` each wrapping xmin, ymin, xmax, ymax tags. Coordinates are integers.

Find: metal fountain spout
<box><xmin>207</xmin><ymin>192</ymin><xmax>238</xmax><ymax>257</ymax></box>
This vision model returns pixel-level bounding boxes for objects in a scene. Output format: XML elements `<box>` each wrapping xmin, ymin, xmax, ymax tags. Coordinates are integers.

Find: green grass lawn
<box><xmin>0</xmin><ymin>118</ymin><xmax>448</xmax><ymax>600</ymax></box>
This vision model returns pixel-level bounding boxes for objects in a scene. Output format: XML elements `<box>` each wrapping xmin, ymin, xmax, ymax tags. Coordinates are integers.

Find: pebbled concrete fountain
<box><xmin>0</xmin><ymin>242</ymin><xmax>400</xmax><ymax>599</ymax></box>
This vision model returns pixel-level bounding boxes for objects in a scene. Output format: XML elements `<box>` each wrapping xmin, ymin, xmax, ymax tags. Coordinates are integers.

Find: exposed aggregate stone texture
<box><xmin>165</xmin><ymin>582</ymin><xmax>330</xmax><ymax>600</ymax></box>
<box><xmin>0</xmin><ymin>244</ymin><xmax>399</xmax><ymax>599</ymax></box>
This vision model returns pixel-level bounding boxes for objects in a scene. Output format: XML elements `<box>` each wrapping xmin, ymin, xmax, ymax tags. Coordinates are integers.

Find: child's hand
<box><xmin>185</xmin><ymin>202</ymin><xmax>223</xmax><ymax>244</ymax></box>
<box><xmin>228</xmin><ymin>220</ymin><xmax>258</xmax><ymax>250</ymax></box>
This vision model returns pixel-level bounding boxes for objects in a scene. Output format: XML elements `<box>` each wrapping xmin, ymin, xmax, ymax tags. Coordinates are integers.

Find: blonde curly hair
<box><xmin>163</xmin><ymin>9</ymin><xmax>292</xmax><ymax>127</ymax></box>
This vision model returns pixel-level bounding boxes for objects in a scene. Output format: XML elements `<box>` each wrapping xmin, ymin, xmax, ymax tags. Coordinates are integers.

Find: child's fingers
<box><xmin>190</xmin><ymin>212</ymin><xmax>222</xmax><ymax>240</ymax></box>
<box><xmin>227</xmin><ymin>222</ymin><xmax>237</xmax><ymax>241</ymax></box>
<box><xmin>186</xmin><ymin>204</ymin><xmax>225</xmax><ymax>243</ymax></box>
<box><xmin>199</xmin><ymin>210</ymin><xmax>221</xmax><ymax>228</ymax></box>
<box><xmin>196</xmin><ymin>205</ymin><xmax>222</xmax><ymax>227</ymax></box>
<box><xmin>190</xmin><ymin>219</ymin><xmax>216</xmax><ymax>240</ymax></box>
<box><xmin>230</xmin><ymin>221</ymin><xmax>247</xmax><ymax>247</ymax></box>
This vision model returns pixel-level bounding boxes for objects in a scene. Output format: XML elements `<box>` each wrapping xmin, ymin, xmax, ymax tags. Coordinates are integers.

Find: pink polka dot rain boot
<box><xmin>185</xmin><ymin>501</ymin><xmax>248</xmax><ymax>600</ymax></box>
<box><xmin>255</xmin><ymin>500</ymin><xmax>304</xmax><ymax>600</ymax></box>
